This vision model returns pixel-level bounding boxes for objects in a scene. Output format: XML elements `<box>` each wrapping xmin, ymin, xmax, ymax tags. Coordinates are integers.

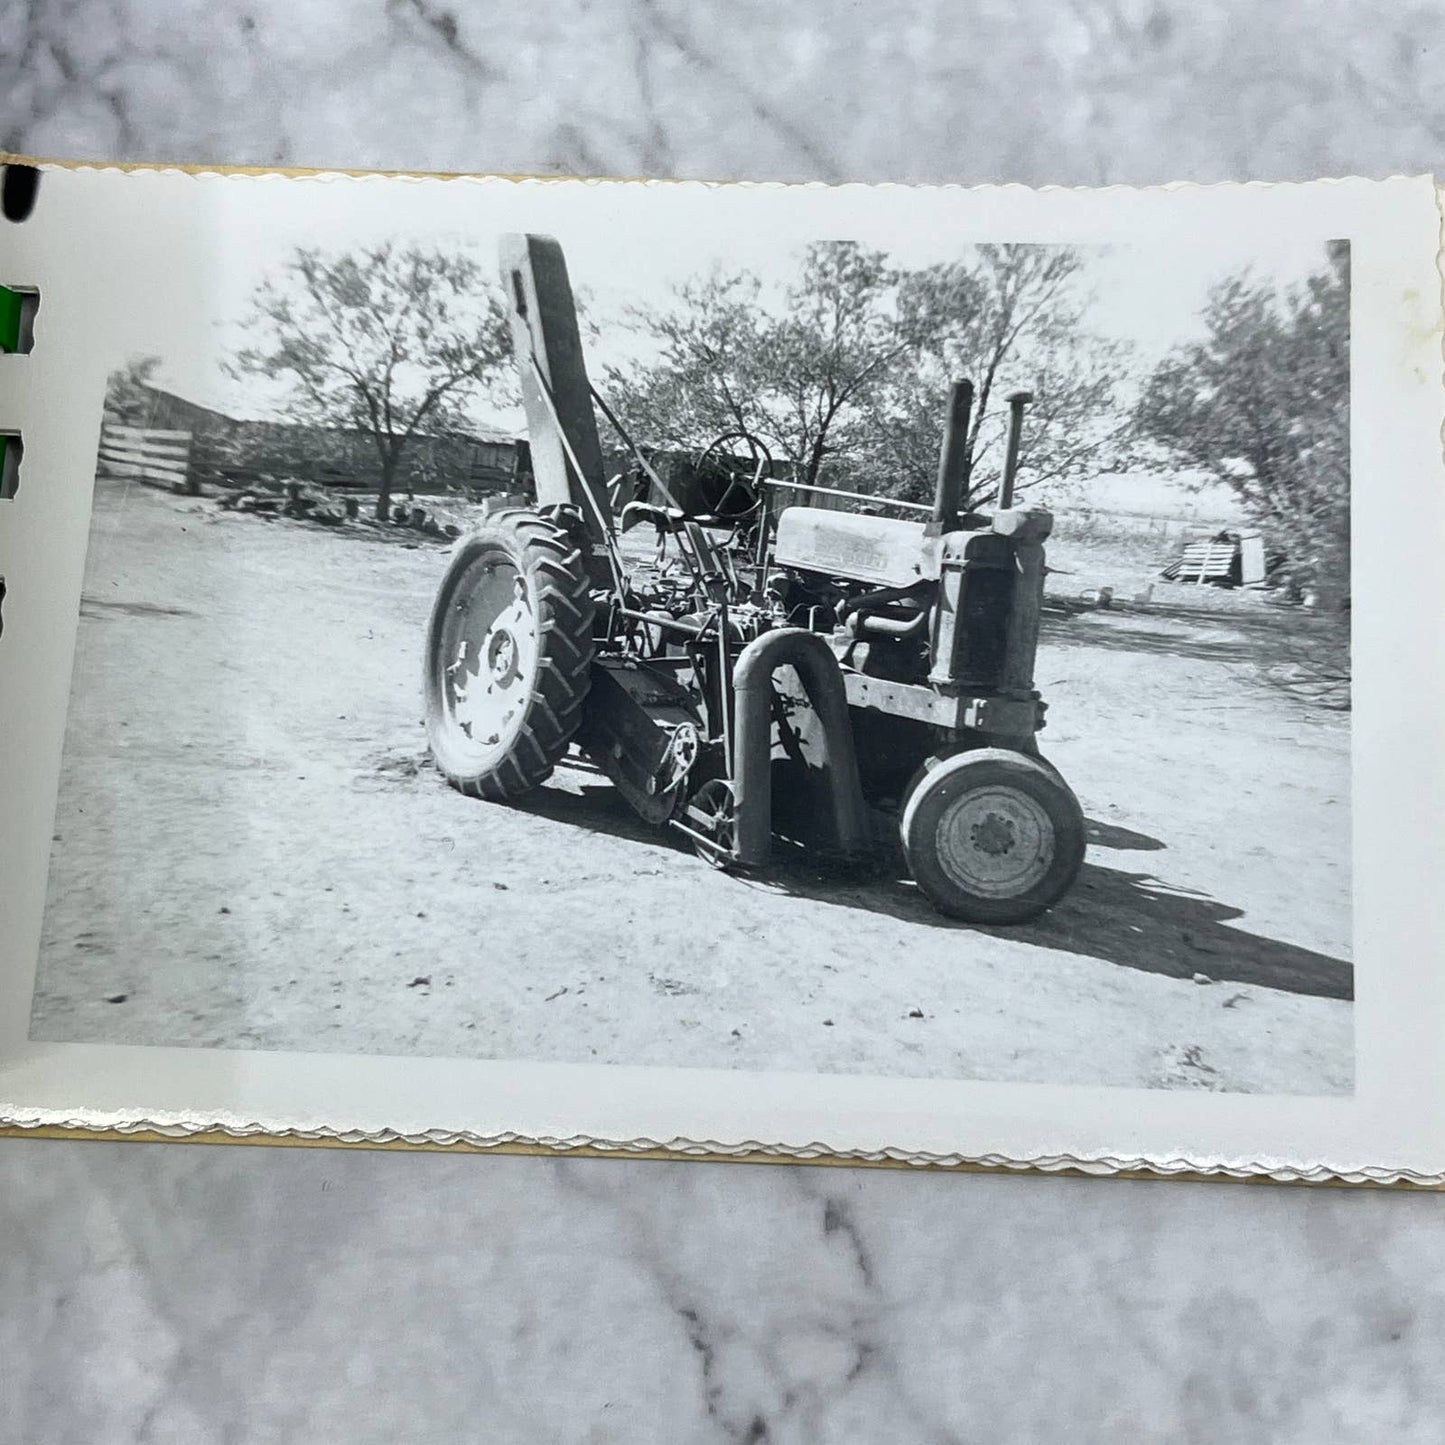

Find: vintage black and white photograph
<box><xmin>17</xmin><ymin>169</ymin><xmax>1361</xmax><ymax>1103</ymax></box>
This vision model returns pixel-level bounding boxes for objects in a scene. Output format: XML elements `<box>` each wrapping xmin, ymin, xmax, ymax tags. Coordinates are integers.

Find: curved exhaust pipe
<box><xmin>731</xmin><ymin>629</ymin><xmax>870</xmax><ymax>868</ymax></box>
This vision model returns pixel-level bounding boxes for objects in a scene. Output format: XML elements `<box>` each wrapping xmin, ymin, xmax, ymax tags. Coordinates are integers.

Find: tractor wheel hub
<box><xmin>970</xmin><ymin>811</ymin><xmax>1017</xmax><ymax>857</ymax></box>
<box><xmin>936</xmin><ymin>784</ymin><xmax>1055</xmax><ymax>898</ymax></box>
<box><xmin>487</xmin><ymin>628</ymin><xmax>519</xmax><ymax>685</ymax></box>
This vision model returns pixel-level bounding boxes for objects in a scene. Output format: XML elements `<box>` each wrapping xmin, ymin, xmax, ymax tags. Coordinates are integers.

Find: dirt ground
<box><xmin>29</xmin><ymin>480</ymin><xmax>1353</xmax><ymax>1094</ymax></box>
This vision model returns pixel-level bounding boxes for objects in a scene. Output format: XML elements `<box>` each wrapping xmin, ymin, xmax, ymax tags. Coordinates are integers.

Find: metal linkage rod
<box><xmin>588</xmin><ymin>384</ymin><xmax>685</xmax><ymax>514</ymax></box>
<box><xmin>763</xmin><ymin>479</ymin><xmax>932</xmax><ymax>514</ymax></box>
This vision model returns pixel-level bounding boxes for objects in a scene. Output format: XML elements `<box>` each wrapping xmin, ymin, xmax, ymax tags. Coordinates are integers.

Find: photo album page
<box><xmin>2</xmin><ymin>161</ymin><xmax>1442</xmax><ymax>1183</ymax></box>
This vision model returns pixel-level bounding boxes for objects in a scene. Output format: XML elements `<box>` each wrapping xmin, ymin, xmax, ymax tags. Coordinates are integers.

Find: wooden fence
<box><xmin>96</xmin><ymin>422</ymin><xmax>520</xmax><ymax>500</ymax></box>
<box><xmin>96</xmin><ymin>425</ymin><xmax>196</xmax><ymax>493</ymax></box>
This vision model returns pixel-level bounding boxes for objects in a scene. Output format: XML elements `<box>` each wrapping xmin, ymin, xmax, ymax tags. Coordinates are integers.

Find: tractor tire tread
<box><xmin>424</xmin><ymin>507</ymin><xmax>595</xmax><ymax>802</ymax></box>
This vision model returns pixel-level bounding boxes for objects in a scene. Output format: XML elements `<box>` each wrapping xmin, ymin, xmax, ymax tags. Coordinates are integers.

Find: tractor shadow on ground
<box><xmin>510</xmin><ymin>766</ymin><xmax>686</xmax><ymax>851</ymax></box>
<box><xmin>1084</xmin><ymin>818</ymin><xmax>1167</xmax><ymax>852</ymax></box>
<box><xmin>511</xmin><ymin>773</ymin><xmax>1354</xmax><ymax>1003</ymax></box>
<box><xmin>767</xmin><ymin>855</ymin><xmax>1353</xmax><ymax>1002</ymax></box>
<box><xmin>747</xmin><ymin>810</ymin><xmax>1353</xmax><ymax>1002</ymax></box>
<box><xmin>1006</xmin><ymin>865</ymin><xmax>1353</xmax><ymax>1001</ymax></box>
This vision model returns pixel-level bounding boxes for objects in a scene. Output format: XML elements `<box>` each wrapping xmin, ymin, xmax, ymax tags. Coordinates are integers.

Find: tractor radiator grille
<box><xmin>954</xmin><ymin>566</ymin><xmax>1014</xmax><ymax>687</ymax></box>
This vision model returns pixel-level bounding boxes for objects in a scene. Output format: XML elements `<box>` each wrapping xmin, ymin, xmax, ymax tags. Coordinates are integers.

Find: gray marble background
<box><xmin>3</xmin><ymin>2</ymin><xmax>1444</xmax><ymax>1440</ymax></box>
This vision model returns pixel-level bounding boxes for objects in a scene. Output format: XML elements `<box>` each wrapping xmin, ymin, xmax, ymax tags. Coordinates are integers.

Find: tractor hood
<box><xmin>773</xmin><ymin>506</ymin><xmax>1053</xmax><ymax>586</ymax></box>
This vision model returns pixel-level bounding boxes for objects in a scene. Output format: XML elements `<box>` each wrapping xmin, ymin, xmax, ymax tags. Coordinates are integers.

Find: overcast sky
<box><xmin>85</xmin><ymin>169</ymin><xmax>1339</xmax><ymax>449</ymax></box>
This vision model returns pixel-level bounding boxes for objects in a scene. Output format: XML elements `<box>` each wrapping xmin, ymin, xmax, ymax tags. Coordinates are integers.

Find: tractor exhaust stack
<box><xmin>998</xmin><ymin>390</ymin><xmax>1033</xmax><ymax>511</ymax></box>
<box><xmin>928</xmin><ymin>379</ymin><xmax>974</xmax><ymax>535</ymax></box>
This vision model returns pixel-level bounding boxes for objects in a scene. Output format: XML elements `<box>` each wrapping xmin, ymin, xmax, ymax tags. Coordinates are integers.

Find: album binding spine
<box><xmin>0</xmin><ymin>165</ymin><xmax>46</xmax><ymax>634</ymax></box>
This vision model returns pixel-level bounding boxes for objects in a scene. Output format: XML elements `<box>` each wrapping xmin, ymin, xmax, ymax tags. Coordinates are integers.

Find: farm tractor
<box><xmin>423</xmin><ymin>235</ymin><xmax>1085</xmax><ymax>923</ymax></box>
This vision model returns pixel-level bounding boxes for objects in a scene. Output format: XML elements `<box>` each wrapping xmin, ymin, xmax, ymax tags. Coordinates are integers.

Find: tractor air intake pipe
<box><xmin>928</xmin><ymin>379</ymin><xmax>974</xmax><ymax>534</ymax></box>
<box><xmin>998</xmin><ymin>390</ymin><xmax>1033</xmax><ymax>511</ymax></box>
<box><xmin>731</xmin><ymin>629</ymin><xmax>870</xmax><ymax>869</ymax></box>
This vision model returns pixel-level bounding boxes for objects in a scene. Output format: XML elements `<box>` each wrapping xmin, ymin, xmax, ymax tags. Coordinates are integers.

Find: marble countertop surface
<box><xmin>7</xmin><ymin>1141</ymin><xmax>1445</xmax><ymax>1444</ymax></box>
<box><xmin>6</xmin><ymin>0</ymin><xmax>1445</xmax><ymax>185</ymax></box>
<box><xmin>4</xmin><ymin>3</ymin><xmax>1445</xmax><ymax>1441</ymax></box>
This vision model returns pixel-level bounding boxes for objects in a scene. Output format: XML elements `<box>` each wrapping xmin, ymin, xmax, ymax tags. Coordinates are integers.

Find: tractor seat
<box><xmin>620</xmin><ymin>500</ymin><xmax>742</xmax><ymax>533</ymax></box>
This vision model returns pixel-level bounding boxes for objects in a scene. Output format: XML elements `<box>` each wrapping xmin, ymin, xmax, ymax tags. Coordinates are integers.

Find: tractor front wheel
<box><xmin>901</xmin><ymin>748</ymin><xmax>1085</xmax><ymax>924</ymax></box>
<box><xmin>424</xmin><ymin>507</ymin><xmax>594</xmax><ymax>800</ymax></box>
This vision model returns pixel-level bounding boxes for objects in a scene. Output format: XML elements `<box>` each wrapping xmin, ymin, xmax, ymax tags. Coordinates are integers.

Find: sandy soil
<box><xmin>29</xmin><ymin>480</ymin><xmax>1353</xmax><ymax>1093</ymax></box>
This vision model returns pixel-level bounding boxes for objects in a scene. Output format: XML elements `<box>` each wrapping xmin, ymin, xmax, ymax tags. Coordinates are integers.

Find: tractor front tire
<box><xmin>424</xmin><ymin>507</ymin><xmax>594</xmax><ymax>801</ymax></box>
<box><xmin>901</xmin><ymin>748</ymin><xmax>1085</xmax><ymax>925</ymax></box>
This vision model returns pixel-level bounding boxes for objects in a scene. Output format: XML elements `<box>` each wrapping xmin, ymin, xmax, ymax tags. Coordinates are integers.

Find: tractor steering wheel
<box><xmin>694</xmin><ymin>430</ymin><xmax>774</xmax><ymax>523</ymax></box>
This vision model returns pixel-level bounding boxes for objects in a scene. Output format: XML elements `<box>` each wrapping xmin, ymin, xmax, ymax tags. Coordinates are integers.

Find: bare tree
<box><xmin>604</xmin><ymin>242</ymin><xmax>911</xmax><ymax>486</ymax></box>
<box><xmin>605</xmin><ymin>241</ymin><xmax>1131</xmax><ymax>507</ymax></box>
<box><xmin>859</xmin><ymin>245</ymin><xmax>1134</xmax><ymax>507</ymax></box>
<box><xmin>229</xmin><ymin>245</ymin><xmax>513</xmax><ymax>520</ymax></box>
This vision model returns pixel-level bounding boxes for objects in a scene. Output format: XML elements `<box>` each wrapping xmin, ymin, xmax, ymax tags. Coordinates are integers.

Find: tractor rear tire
<box><xmin>424</xmin><ymin>507</ymin><xmax>594</xmax><ymax>801</ymax></box>
<box><xmin>901</xmin><ymin>748</ymin><xmax>1085</xmax><ymax>925</ymax></box>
